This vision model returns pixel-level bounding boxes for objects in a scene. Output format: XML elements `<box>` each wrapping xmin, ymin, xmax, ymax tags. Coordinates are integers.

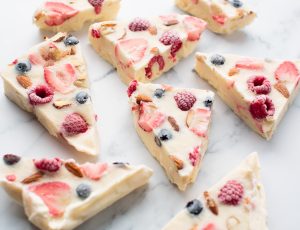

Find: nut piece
<box><xmin>65</xmin><ymin>161</ymin><xmax>83</xmax><ymax>178</ymax></box>
<box><xmin>168</xmin><ymin>116</ymin><xmax>179</xmax><ymax>132</ymax></box>
<box><xmin>228</xmin><ymin>67</ymin><xmax>239</xmax><ymax>76</ymax></box>
<box><xmin>16</xmin><ymin>75</ymin><xmax>32</xmax><ymax>89</ymax></box>
<box><xmin>170</xmin><ymin>155</ymin><xmax>184</xmax><ymax>170</ymax></box>
<box><xmin>53</xmin><ymin>100</ymin><xmax>72</xmax><ymax>109</ymax></box>
<box><xmin>136</xmin><ymin>94</ymin><xmax>152</xmax><ymax>105</ymax></box>
<box><xmin>21</xmin><ymin>171</ymin><xmax>44</xmax><ymax>184</ymax></box>
<box><xmin>190</xmin><ymin>225</ymin><xmax>199</xmax><ymax>230</ymax></box>
<box><xmin>148</xmin><ymin>26</ymin><xmax>157</xmax><ymax>35</ymax></box>
<box><xmin>204</xmin><ymin>191</ymin><xmax>219</xmax><ymax>215</ymax></box>
<box><xmin>53</xmin><ymin>35</ymin><xmax>66</xmax><ymax>43</ymax></box>
<box><xmin>274</xmin><ymin>82</ymin><xmax>290</xmax><ymax>98</ymax></box>
<box><xmin>186</xmin><ymin>110</ymin><xmax>195</xmax><ymax>128</ymax></box>
<box><xmin>226</xmin><ymin>216</ymin><xmax>240</xmax><ymax>229</ymax></box>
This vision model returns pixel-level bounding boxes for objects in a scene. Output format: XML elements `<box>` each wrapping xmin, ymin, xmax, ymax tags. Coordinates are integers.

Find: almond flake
<box><xmin>228</xmin><ymin>67</ymin><xmax>239</xmax><ymax>76</ymax></box>
<box><xmin>170</xmin><ymin>155</ymin><xmax>184</xmax><ymax>170</ymax></box>
<box><xmin>274</xmin><ymin>82</ymin><xmax>290</xmax><ymax>98</ymax></box>
<box><xmin>21</xmin><ymin>171</ymin><xmax>44</xmax><ymax>184</ymax></box>
<box><xmin>226</xmin><ymin>216</ymin><xmax>240</xmax><ymax>229</ymax></box>
<box><xmin>186</xmin><ymin>110</ymin><xmax>195</xmax><ymax>128</ymax></box>
<box><xmin>74</xmin><ymin>79</ymin><xmax>87</xmax><ymax>88</ymax></box>
<box><xmin>53</xmin><ymin>100</ymin><xmax>72</xmax><ymax>109</ymax></box>
<box><xmin>148</xmin><ymin>26</ymin><xmax>157</xmax><ymax>35</ymax></box>
<box><xmin>204</xmin><ymin>191</ymin><xmax>219</xmax><ymax>215</ymax></box>
<box><xmin>16</xmin><ymin>75</ymin><xmax>32</xmax><ymax>89</ymax></box>
<box><xmin>150</xmin><ymin>47</ymin><xmax>159</xmax><ymax>55</ymax></box>
<box><xmin>53</xmin><ymin>35</ymin><xmax>66</xmax><ymax>43</ymax></box>
<box><xmin>136</xmin><ymin>94</ymin><xmax>152</xmax><ymax>105</ymax></box>
<box><xmin>65</xmin><ymin>162</ymin><xmax>83</xmax><ymax>178</ymax></box>
<box><xmin>168</xmin><ymin>116</ymin><xmax>179</xmax><ymax>132</ymax></box>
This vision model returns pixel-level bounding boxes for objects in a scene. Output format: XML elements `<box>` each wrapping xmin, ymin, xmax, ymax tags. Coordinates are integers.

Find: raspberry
<box><xmin>28</xmin><ymin>85</ymin><xmax>54</xmax><ymax>105</ymax></box>
<box><xmin>88</xmin><ymin>0</ymin><xmax>104</xmax><ymax>14</ymax></box>
<box><xmin>249</xmin><ymin>95</ymin><xmax>275</xmax><ymax>119</ymax></box>
<box><xmin>159</xmin><ymin>31</ymin><xmax>182</xmax><ymax>57</ymax></box>
<box><xmin>34</xmin><ymin>158</ymin><xmax>62</xmax><ymax>172</ymax></box>
<box><xmin>127</xmin><ymin>80</ymin><xmax>138</xmax><ymax>97</ymax></box>
<box><xmin>129</xmin><ymin>18</ymin><xmax>150</xmax><ymax>32</ymax></box>
<box><xmin>247</xmin><ymin>76</ymin><xmax>271</xmax><ymax>95</ymax></box>
<box><xmin>62</xmin><ymin>113</ymin><xmax>89</xmax><ymax>136</ymax></box>
<box><xmin>189</xmin><ymin>146</ymin><xmax>201</xmax><ymax>166</ymax></box>
<box><xmin>218</xmin><ymin>180</ymin><xmax>244</xmax><ymax>205</ymax></box>
<box><xmin>174</xmin><ymin>91</ymin><xmax>196</xmax><ymax>111</ymax></box>
<box><xmin>145</xmin><ymin>55</ymin><xmax>165</xmax><ymax>79</ymax></box>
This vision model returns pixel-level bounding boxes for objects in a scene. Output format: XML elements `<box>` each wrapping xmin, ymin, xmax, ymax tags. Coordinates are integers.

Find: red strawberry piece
<box><xmin>145</xmin><ymin>55</ymin><xmax>165</xmax><ymax>79</ymax></box>
<box><xmin>159</xmin><ymin>30</ymin><xmax>182</xmax><ymax>57</ymax></box>
<box><xmin>81</xmin><ymin>162</ymin><xmax>108</xmax><ymax>180</ymax></box>
<box><xmin>88</xmin><ymin>0</ymin><xmax>104</xmax><ymax>14</ymax></box>
<box><xmin>191</xmin><ymin>0</ymin><xmax>199</xmax><ymax>3</ymax></box>
<box><xmin>115</xmin><ymin>38</ymin><xmax>148</xmax><ymax>66</ymax></box>
<box><xmin>249</xmin><ymin>95</ymin><xmax>275</xmax><ymax>119</ymax></box>
<box><xmin>129</xmin><ymin>17</ymin><xmax>151</xmax><ymax>32</ymax></box>
<box><xmin>212</xmin><ymin>14</ymin><xmax>227</xmax><ymax>25</ymax></box>
<box><xmin>6</xmin><ymin>174</ymin><xmax>16</xmax><ymax>182</ymax></box>
<box><xmin>202</xmin><ymin>223</ymin><xmax>216</xmax><ymax>230</ymax></box>
<box><xmin>183</xmin><ymin>16</ymin><xmax>207</xmax><ymax>41</ymax></box>
<box><xmin>174</xmin><ymin>91</ymin><xmax>197</xmax><ymax>111</ymax></box>
<box><xmin>188</xmin><ymin>108</ymin><xmax>211</xmax><ymax>137</ymax></box>
<box><xmin>218</xmin><ymin>180</ymin><xmax>244</xmax><ymax>206</ymax></box>
<box><xmin>34</xmin><ymin>158</ymin><xmax>62</xmax><ymax>172</ymax></box>
<box><xmin>29</xmin><ymin>53</ymin><xmax>45</xmax><ymax>66</ymax></box>
<box><xmin>159</xmin><ymin>14</ymin><xmax>179</xmax><ymax>26</ymax></box>
<box><xmin>275</xmin><ymin>61</ymin><xmax>300</xmax><ymax>82</ymax></box>
<box><xmin>44</xmin><ymin>63</ymin><xmax>77</xmax><ymax>94</ymax></box>
<box><xmin>11</xmin><ymin>59</ymin><xmax>18</xmax><ymax>65</ymax></box>
<box><xmin>189</xmin><ymin>146</ymin><xmax>201</xmax><ymax>166</ymax></box>
<box><xmin>28</xmin><ymin>84</ymin><xmax>54</xmax><ymax>105</ymax></box>
<box><xmin>62</xmin><ymin>113</ymin><xmax>88</xmax><ymax>136</ymax></box>
<box><xmin>44</xmin><ymin>2</ymin><xmax>79</xmax><ymax>26</ymax></box>
<box><xmin>138</xmin><ymin>102</ymin><xmax>166</xmax><ymax>132</ymax></box>
<box><xmin>127</xmin><ymin>80</ymin><xmax>138</xmax><ymax>97</ymax></box>
<box><xmin>29</xmin><ymin>181</ymin><xmax>71</xmax><ymax>217</ymax></box>
<box><xmin>247</xmin><ymin>75</ymin><xmax>271</xmax><ymax>95</ymax></box>
<box><xmin>91</xmin><ymin>28</ymin><xmax>101</xmax><ymax>38</ymax></box>
<box><xmin>235</xmin><ymin>59</ymin><xmax>264</xmax><ymax>70</ymax></box>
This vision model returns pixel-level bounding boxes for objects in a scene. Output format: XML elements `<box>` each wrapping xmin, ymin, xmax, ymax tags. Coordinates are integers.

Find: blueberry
<box><xmin>230</xmin><ymin>0</ymin><xmax>243</xmax><ymax>8</ymax></box>
<box><xmin>204</xmin><ymin>97</ymin><xmax>213</xmax><ymax>108</ymax></box>
<box><xmin>64</xmin><ymin>35</ymin><xmax>79</xmax><ymax>46</ymax></box>
<box><xmin>158</xmin><ymin>129</ymin><xmax>172</xmax><ymax>141</ymax></box>
<box><xmin>76</xmin><ymin>183</ymin><xmax>91</xmax><ymax>199</ymax></box>
<box><xmin>154</xmin><ymin>89</ymin><xmax>165</xmax><ymax>98</ymax></box>
<box><xmin>76</xmin><ymin>91</ymin><xmax>89</xmax><ymax>104</ymax></box>
<box><xmin>210</xmin><ymin>54</ymin><xmax>225</xmax><ymax>66</ymax></box>
<box><xmin>186</xmin><ymin>199</ymin><xmax>203</xmax><ymax>215</ymax></box>
<box><xmin>15</xmin><ymin>61</ymin><xmax>31</xmax><ymax>73</ymax></box>
<box><xmin>3</xmin><ymin>154</ymin><xmax>21</xmax><ymax>165</ymax></box>
<box><xmin>154</xmin><ymin>136</ymin><xmax>162</xmax><ymax>147</ymax></box>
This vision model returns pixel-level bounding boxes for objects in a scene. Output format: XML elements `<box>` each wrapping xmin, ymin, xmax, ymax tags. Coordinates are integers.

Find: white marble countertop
<box><xmin>1</xmin><ymin>0</ymin><xmax>300</xmax><ymax>229</ymax></box>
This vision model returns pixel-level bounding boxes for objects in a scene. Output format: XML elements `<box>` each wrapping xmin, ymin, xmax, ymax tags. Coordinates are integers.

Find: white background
<box><xmin>1</xmin><ymin>0</ymin><xmax>300</xmax><ymax>229</ymax></box>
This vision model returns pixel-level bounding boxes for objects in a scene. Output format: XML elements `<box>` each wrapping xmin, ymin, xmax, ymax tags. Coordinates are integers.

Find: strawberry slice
<box><xmin>29</xmin><ymin>181</ymin><xmax>71</xmax><ymax>217</ymax></box>
<box><xmin>29</xmin><ymin>53</ymin><xmax>45</xmax><ymax>65</ymax></box>
<box><xmin>81</xmin><ymin>162</ymin><xmax>108</xmax><ymax>180</ymax></box>
<box><xmin>183</xmin><ymin>16</ymin><xmax>207</xmax><ymax>41</ymax></box>
<box><xmin>115</xmin><ymin>38</ymin><xmax>148</xmax><ymax>66</ymax></box>
<box><xmin>235</xmin><ymin>59</ymin><xmax>264</xmax><ymax>70</ymax></box>
<box><xmin>159</xmin><ymin>14</ymin><xmax>179</xmax><ymax>25</ymax></box>
<box><xmin>138</xmin><ymin>102</ymin><xmax>166</xmax><ymax>132</ymax></box>
<box><xmin>202</xmin><ymin>223</ymin><xmax>216</xmax><ymax>230</ymax></box>
<box><xmin>275</xmin><ymin>61</ymin><xmax>300</xmax><ymax>82</ymax></box>
<box><xmin>44</xmin><ymin>63</ymin><xmax>77</xmax><ymax>94</ymax></box>
<box><xmin>186</xmin><ymin>108</ymin><xmax>211</xmax><ymax>137</ymax></box>
<box><xmin>212</xmin><ymin>15</ymin><xmax>227</xmax><ymax>25</ymax></box>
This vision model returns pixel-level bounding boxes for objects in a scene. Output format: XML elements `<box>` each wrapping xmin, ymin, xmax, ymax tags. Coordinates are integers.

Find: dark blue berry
<box><xmin>210</xmin><ymin>54</ymin><xmax>225</xmax><ymax>66</ymax></box>
<box><xmin>158</xmin><ymin>129</ymin><xmax>172</xmax><ymax>141</ymax></box>
<box><xmin>204</xmin><ymin>97</ymin><xmax>213</xmax><ymax>108</ymax></box>
<box><xmin>76</xmin><ymin>183</ymin><xmax>91</xmax><ymax>199</ymax></box>
<box><xmin>15</xmin><ymin>61</ymin><xmax>31</xmax><ymax>73</ymax></box>
<box><xmin>154</xmin><ymin>89</ymin><xmax>165</xmax><ymax>98</ymax></box>
<box><xmin>186</xmin><ymin>199</ymin><xmax>203</xmax><ymax>215</ymax></box>
<box><xmin>230</xmin><ymin>0</ymin><xmax>243</xmax><ymax>8</ymax></box>
<box><xmin>76</xmin><ymin>91</ymin><xmax>89</xmax><ymax>104</ymax></box>
<box><xmin>64</xmin><ymin>35</ymin><xmax>79</xmax><ymax>46</ymax></box>
<box><xmin>155</xmin><ymin>136</ymin><xmax>162</xmax><ymax>147</ymax></box>
<box><xmin>113</xmin><ymin>162</ymin><xmax>130</xmax><ymax>167</ymax></box>
<box><xmin>3</xmin><ymin>154</ymin><xmax>21</xmax><ymax>165</ymax></box>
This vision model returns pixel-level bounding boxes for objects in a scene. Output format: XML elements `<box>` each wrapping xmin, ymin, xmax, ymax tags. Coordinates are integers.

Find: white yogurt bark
<box><xmin>34</xmin><ymin>0</ymin><xmax>120</xmax><ymax>32</ymax></box>
<box><xmin>128</xmin><ymin>81</ymin><xmax>214</xmax><ymax>191</ymax></box>
<box><xmin>1</xmin><ymin>33</ymin><xmax>100</xmax><ymax>155</ymax></box>
<box><xmin>195</xmin><ymin>53</ymin><xmax>300</xmax><ymax>140</ymax></box>
<box><xmin>163</xmin><ymin>153</ymin><xmax>267</xmax><ymax>230</ymax></box>
<box><xmin>89</xmin><ymin>14</ymin><xmax>206</xmax><ymax>84</ymax></box>
<box><xmin>0</xmin><ymin>154</ymin><xmax>153</xmax><ymax>230</ymax></box>
<box><xmin>175</xmin><ymin>0</ymin><xmax>256</xmax><ymax>34</ymax></box>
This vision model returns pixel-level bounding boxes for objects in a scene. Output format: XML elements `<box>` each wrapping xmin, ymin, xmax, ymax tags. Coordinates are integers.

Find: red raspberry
<box><xmin>28</xmin><ymin>85</ymin><xmax>54</xmax><ymax>105</ymax></box>
<box><xmin>218</xmin><ymin>180</ymin><xmax>244</xmax><ymax>205</ymax></box>
<box><xmin>88</xmin><ymin>0</ymin><xmax>104</xmax><ymax>14</ymax></box>
<box><xmin>247</xmin><ymin>75</ymin><xmax>271</xmax><ymax>95</ymax></box>
<box><xmin>62</xmin><ymin>113</ymin><xmax>88</xmax><ymax>136</ymax></box>
<box><xmin>145</xmin><ymin>55</ymin><xmax>165</xmax><ymax>79</ymax></box>
<box><xmin>91</xmin><ymin>28</ymin><xmax>101</xmax><ymax>38</ymax></box>
<box><xmin>174</xmin><ymin>91</ymin><xmax>196</xmax><ymax>111</ymax></box>
<box><xmin>127</xmin><ymin>80</ymin><xmax>138</xmax><ymax>97</ymax></box>
<box><xmin>34</xmin><ymin>158</ymin><xmax>62</xmax><ymax>172</ymax></box>
<box><xmin>159</xmin><ymin>31</ymin><xmax>182</xmax><ymax>57</ymax></box>
<box><xmin>129</xmin><ymin>18</ymin><xmax>150</xmax><ymax>32</ymax></box>
<box><xmin>249</xmin><ymin>95</ymin><xmax>275</xmax><ymax>119</ymax></box>
<box><xmin>189</xmin><ymin>146</ymin><xmax>201</xmax><ymax>166</ymax></box>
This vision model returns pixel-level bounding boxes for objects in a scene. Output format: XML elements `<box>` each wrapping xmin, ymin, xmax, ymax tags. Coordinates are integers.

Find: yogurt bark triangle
<box><xmin>1</xmin><ymin>33</ymin><xmax>99</xmax><ymax>155</ymax></box>
<box><xmin>128</xmin><ymin>81</ymin><xmax>214</xmax><ymax>191</ymax></box>
<box><xmin>89</xmin><ymin>14</ymin><xmax>206</xmax><ymax>84</ymax></box>
<box><xmin>34</xmin><ymin>0</ymin><xmax>121</xmax><ymax>32</ymax></box>
<box><xmin>175</xmin><ymin>0</ymin><xmax>256</xmax><ymax>34</ymax></box>
<box><xmin>0</xmin><ymin>154</ymin><xmax>153</xmax><ymax>230</ymax></box>
<box><xmin>163</xmin><ymin>153</ymin><xmax>267</xmax><ymax>230</ymax></box>
<box><xmin>195</xmin><ymin>53</ymin><xmax>300</xmax><ymax>140</ymax></box>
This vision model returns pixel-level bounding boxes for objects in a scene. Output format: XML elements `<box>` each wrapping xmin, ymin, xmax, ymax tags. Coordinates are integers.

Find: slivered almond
<box><xmin>34</xmin><ymin>11</ymin><xmax>44</xmax><ymax>21</ymax></box>
<box><xmin>186</xmin><ymin>110</ymin><xmax>195</xmax><ymax>128</ymax></box>
<box><xmin>53</xmin><ymin>35</ymin><xmax>66</xmax><ymax>42</ymax></box>
<box><xmin>74</xmin><ymin>79</ymin><xmax>87</xmax><ymax>88</ymax></box>
<box><xmin>102</xmin><ymin>22</ymin><xmax>117</xmax><ymax>27</ymax></box>
<box><xmin>21</xmin><ymin>171</ymin><xmax>44</xmax><ymax>184</ymax></box>
<box><xmin>65</xmin><ymin>162</ymin><xmax>83</xmax><ymax>178</ymax></box>
<box><xmin>150</xmin><ymin>47</ymin><xmax>159</xmax><ymax>55</ymax></box>
<box><xmin>274</xmin><ymin>82</ymin><xmax>290</xmax><ymax>98</ymax></box>
<box><xmin>168</xmin><ymin>116</ymin><xmax>179</xmax><ymax>132</ymax></box>
<box><xmin>16</xmin><ymin>75</ymin><xmax>32</xmax><ymax>89</ymax></box>
<box><xmin>204</xmin><ymin>191</ymin><xmax>219</xmax><ymax>215</ymax></box>
<box><xmin>228</xmin><ymin>67</ymin><xmax>239</xmax><ymax>76</ymax></box>
<box><xmin>70</xmin><ymin>47</ymin><xmax>76</xmax><ymax>55</ymax></box>
<box><xmin>136</xmin><ymin>94</ymin><xmax>152</xmax><ymax>105</ymax></box>
<box><xmin>170</xmin><ymin>155</ymin><xmax>184</xmax><ymax>170</ymax></box>
<box><xmin>148</xmin><ymin>26</ymin><xmax>157</xmax><ymax>35</ymax></box>
<box><xmin>53</xmin><ymin>100</ymin><xmax>72</xmax><ymax>109</ymax></box>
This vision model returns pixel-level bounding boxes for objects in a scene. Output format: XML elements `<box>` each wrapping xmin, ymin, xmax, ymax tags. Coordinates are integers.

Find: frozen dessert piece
<box><xmin>175</xmin><ymin>0</ymin><xmax>256</xmax><ymax>34</ymax></box>
<box><xmin>1</xmin><ymin>33</ymin><xmax>100</xmax><ymax>155</ymax></box>
<box><xmin>128</xmin><ymin>81</ymin><xmax>214</xmax><ymax>190</ymax></box>
<box><xmin>195</xmin><ymin>53</ymin><xmax>300</xmax><ymax>140</ymax></box>
<box><xmin>34</xmin><ymin>0</ymin><xmax>120</xmax><ymax>32</ymax></box>
<box><xmin>0</xmin><ymin>154</ymin><xmax>153</xmax><ymax>230</ymax></box>
<box><xmin>89</xmin><ymin>14</ymin><xmax>206</xmax><ymax>84</ymax></box>
<box><xmin>162</xmin><ymin>153</ymin><xmax>267</xmax><ymax>230</ymax></box>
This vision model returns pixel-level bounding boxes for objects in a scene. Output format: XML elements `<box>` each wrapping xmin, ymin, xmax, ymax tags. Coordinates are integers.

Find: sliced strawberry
<box><xmin>81</xmin><ymin>162</ymin><xmax>108</xmax><ymax>180</ymax></box>
<box><xmin>138</xmin><ymin>102</ymin><xmax>166</xmax><ymax>132</ymax></box>
<box><xmin>29</xmin><ymin>181</ymin><xmax>71</xmax><ymax>217</ymax></box>
<box><xmin>29</xmin><ymin>53</ymin><xmax>45</xmax><ymax>65</ymax></box>
<box><xmin>275</xmin><ymin>61</ymin><xmax>300</xmax><ymax>82</ymax></box>
<box><xmin>212</xmin><ymin>15</ymin><xmax>227</xmax><ymax>25</ymax></box>
<box><xmin>202</xmin><ymin>223</ymin><xmax>216</xmax><ymax>230</ymax></box>
<box><xmin>235</xmin><ymin>59</ymin><xmax>264</xmax><ymax>70</ymax></box>
<box><xmin>159</xmin><ymin>14</ymin><xmax>179</xmax><ymax>25</ymax></box>
<box><xmin>186</xmin><ymin>108</ymin><xmax>211</xmax><ymax>137</ymax></box>
<box><xmin>44</xmin><ymin>63</ymin><xmax>77</xmax><ymax>94</ymax></box>
<box><xmin>183</xmin><ymin>16</ymin><xmax>207</xmax><ymax>41</ymax></box>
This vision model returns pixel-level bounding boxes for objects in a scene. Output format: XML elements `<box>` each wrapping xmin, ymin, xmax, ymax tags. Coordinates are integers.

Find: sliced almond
<box><xmin>53</xmin><ymin>35</ymin><xmax>66</xmax><ymax>43</ymax></box>
<box><xmin>136</xmin><ymin>94</ymin><xmax>152</xmax><ymax>105</ymax></box>
<box><xmin>228</xmin><ymin>67</ymin><xmax>239</xmax><ymax>76</ymax></box>
<box><xmin>21</xmin><ymin>171</ymin><xmax>44</xmax><ymax>184</ymax></box>
<box><xmin>148</xmin><ymin>26</ymin><xmax>157</xmax><ymax>35</ymax></box>
<box><xmin>101</xmin><ymin>22</ymin><xmax>117</xmax><ymax>27</ymax></box>
<box><xmin>53</xmin><ymin>100</ymin><xmax>72</xmax><ymax>109</ymax></box>
<box><xmin>16</xmin><ymin>75</ymin><xmax>32</xmax><ymax>89</ymax></box>
<box><xmin>65</xmin><ymin>161</ymin><xmax>83</xmax><ymax>178</ymax></box>
<box><xmin>168</xmin><ymin>116</ymin><xmax>179</xmax><ymax>132</ymax></box>
<box><xmin>150</xmin><ymin>47</ymin><xmax>159</xmax><ymax>55</ymax></box>
<box><xmin>74</xmin><ymin>79</ymin><xmax>88</xmax><ymax>88</ymax></box>
<box><xmin>274</xmin><ymin>82</ymin><xmax>290</xmax><ymax>98</ymax></box>
<box><xmin>34</xmin><ymin>11</ymin><xmax>44</xmax><ymax>21</ymax></box>
<box><xmin>226</xmin><ymin>216</ymin><xmax>240</xmax><ymax>229</ymax></box>
<box><xmin>186</xmin><ymin>110</ymin><xmax>195</xmax><ymax>128</ymax></box>
<box><xmin>170</xmin><ymin>155</ymin><xmax>184</xmax><ymax>170</ymax></box>
<box><xmin>204</xmin><ymin>191</ymin><xmax>218</xmax><ymax>215</ymax></box>
<box><xmin>70</xmin><ymin>47</ymin><xmax>77</xmax><ymax>55</ymax></box>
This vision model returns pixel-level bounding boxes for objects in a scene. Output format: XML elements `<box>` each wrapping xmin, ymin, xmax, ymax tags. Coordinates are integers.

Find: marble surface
<box><xmin>0</xmin><ymin>0</ymin><xmax>300</xmax><ymax>229</ymax></box>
